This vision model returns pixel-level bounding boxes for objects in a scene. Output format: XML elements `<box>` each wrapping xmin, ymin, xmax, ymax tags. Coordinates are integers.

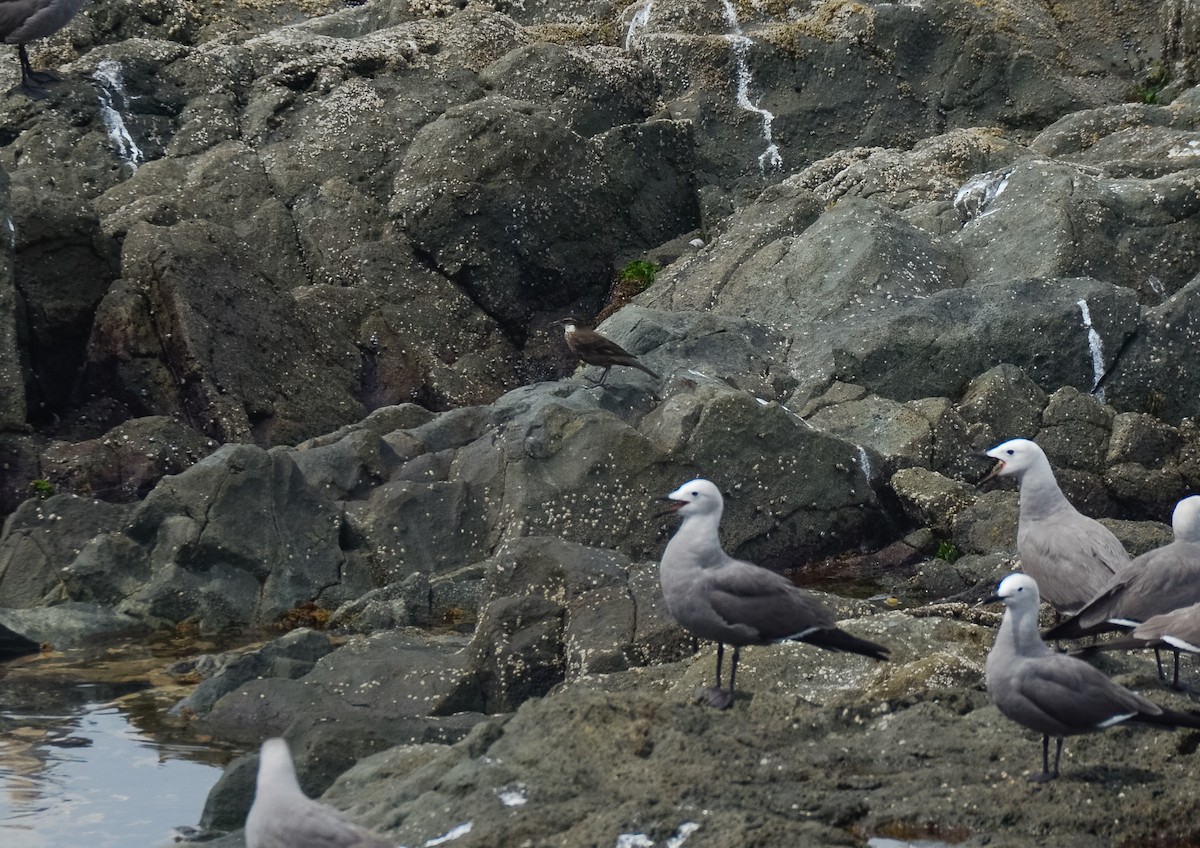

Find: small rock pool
<box><xmin>0</xmin><ymin>639</ymin><xmax>246</xmax><ymax>847</ymax></box>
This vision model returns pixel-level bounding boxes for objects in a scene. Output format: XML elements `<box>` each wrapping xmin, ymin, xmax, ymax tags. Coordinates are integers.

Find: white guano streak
<box><xmin>856</xmin><ymin>445</ymin><xmax>873</xmax><ymax>481</ymax></box>
<box><xmin>92</xmin><ymin>60</ymin><xmax>143</xmax><ymax>171</ymax></box>
<box><xmin>720</xmin><ymin>0</ymin><xmax>782</xmax><ymax>172</ymax></box>
<box><xmin>625</xmin><ymin>0</ymin><xmax>653</xmax><ymax>50</ymax></box>
<box><xmin>1077</xmin><ymin>299</ymin><xmax>1106</xmax><ymax>402</ymax></box>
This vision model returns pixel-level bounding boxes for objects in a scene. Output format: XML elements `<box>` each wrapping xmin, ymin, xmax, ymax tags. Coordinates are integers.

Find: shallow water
<box><xmin>0</xmin><ymin>642</ymin><xmax>247</xmax><ymax>847</ymax></box>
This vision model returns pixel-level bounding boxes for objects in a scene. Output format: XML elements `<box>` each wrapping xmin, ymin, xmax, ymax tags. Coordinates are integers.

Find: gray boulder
<box><xmin>460</xmin><ymin>536</ymin><xmax>690</xmax><ymax>712</ymax></box>
<box><xmin>40</xmin><ymin>415</ymin><xmax>216</xmax><ymax>503</ymax></box>
<box><xmin>0</xmin><ymin>602</ymin><xmax>146</xmax><ymax>648</ymax></box>
<box><xmin>830</xmin><ymin>277</ymin><xmax>1139</xmax><ymax>405</ymax></box>
<box><xmin>795</xmin><ymin>129</ymin><xmax>1030</xmax><ymax>239</ymax></box>
<box><xmin>632</xmin><ymin>0</ymin><xmax>1149</xmax><ymax>195</ymax></box>
<box><xmin>86</xmin><ymin>218</ymin><xmax>359</xmax><ymax>446</ymax></box>
<box><xmin>806</xmin><ymin>394</ymin><xmax>977</xmax><ymax>479</ymax></box>
<box><xmin>956</xmin><ymin>364</ymin><xmax>1048</xmax><ymax>445</ymax></box>
<box><xmin>1105</xmin><ymin>274</ymin><xmax>1200</xmax><ymax>422</ymax></box>
<box><xmin>479</xmin><ymin>43</ymin><xmax>657</xmax><ymax>137</ymax></box>
<box><xmin>0</xmin><ymin>494</ymin><xmax>132</xmax><ymax>607</ymax></box>
<box><xmin>70</xmin><ymin>443</ymin><xmax>349</xmax><ymax>630</ymax></box>
<box><xmin>953</xmin><ymin>158</ymin><xmax>1200</xmax><ymax>295</ymax></box>
<box><xmin>341</xmin><ymin>478</ymin><xmax>491</xmax><ymax>583</ymax></box>
<box><xmin>198</xmin><ymin>629</ymin><xmax>478</xmax><ymax>740</ymax></box>
<box><xmin>391</xmin><ymin>93</ymin><xmax>698</xmax><ymax>332</ymax></box>
<box><xmin>645</xmin><ymin>195</ymin><xmax>964</xmax><ymax>405</ymax></box>
<box><xmin>169</xmin><ymin>628</ymin><xmax>335</xmax><ymax>717</ymax></box>
<box><xmin>889</xmin><ymin>466</ymin><xmax>978</xmax><ymax>540</ymax></box>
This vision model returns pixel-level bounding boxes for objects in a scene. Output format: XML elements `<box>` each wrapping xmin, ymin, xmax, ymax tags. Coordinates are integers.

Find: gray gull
<box><xmin>985</xmin><ymin>572</ymin><xmax>1200</xmax><ymax>782</ymax></box>
<box><xmin>1044</xmin><ymin>494</ymin><xmax>1200</xmax><ymax>643</ymax></box>
<box><xmin>983</xmin><ymin>438</ymin><xmax>1128</xmax><ymax>615</ymax></box>
<box><xmin>659</xmin><ymin>478</ymin><xmax>888</xmax><ymax>709</ymax></box>
<box><xmin>1074</xmin><ymin>599</ymin><xmax>1200</xmax><ymax>689</ymax></box>
<box><xmin>246</xmin><ymin>737</ymin><xmax>394</xmax><ymax>848</ymax></box>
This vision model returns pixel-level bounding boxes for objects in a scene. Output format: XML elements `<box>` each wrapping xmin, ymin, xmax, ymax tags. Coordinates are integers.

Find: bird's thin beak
<box><xmin>983</xmin><ymin>592</ymin><xmax>1003</xmax><ymax>605</ymax></box>
<box><xmin>978</xmin><ymin>457</ymin><xmax>1004</xmax><ymax>487</ymax></box>
<box><xmin>655</xmin><ymin>495</ymin><xmax>686</xmax><ymax>518</ymax></box>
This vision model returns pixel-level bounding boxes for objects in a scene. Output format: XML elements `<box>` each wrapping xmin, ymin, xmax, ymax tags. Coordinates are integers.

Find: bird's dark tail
<box><xmin>1133</xmin><ymin>705</ymin><xmax>1200</xmax><ymax>730</ymax></box>
<box><xmin>1043</xmin><ymin>615</ymin><xmax>1126</xmax><ymax>642</ymax></box>
<box><xmin>799</xmin><ymin>627</ymin><xmax>890</xmax><ymax>661</ymax></box>
<box><xmin>1070</xmin><ymin>636</ymin><xmax>1155</xmax><ymax>659</ymax></box>
<box><xmin>633</xmin><ymin>359</ymin><xmax>662</xmax><ymax>379</ymax></box>
<box><xmin>1042</xmin><ymin>583</ymin><xmax>1137</xmax><ymax>642</ymax></box>
<box><xmin>619</xmin><ymin>357</ymin><xmax>657</xmax><ymax>379</ymax></box>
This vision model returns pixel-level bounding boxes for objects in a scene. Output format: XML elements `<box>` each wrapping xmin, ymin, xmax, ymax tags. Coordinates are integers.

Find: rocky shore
<box><xmin>2</xmin><ymin>0</ymin><xmax>1200</xmax><ymax>844</ymax></box>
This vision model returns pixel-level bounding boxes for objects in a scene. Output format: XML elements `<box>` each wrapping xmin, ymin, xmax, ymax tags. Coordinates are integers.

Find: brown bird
<box><xmin>556</xmin><ymin>317</ymin><xmax>659</xmax><ymax>385</ymax></box>
<box><xmin>0</xmin><ymin>0</ymin><xmax>87</xmax><ymax>99</ymax></box>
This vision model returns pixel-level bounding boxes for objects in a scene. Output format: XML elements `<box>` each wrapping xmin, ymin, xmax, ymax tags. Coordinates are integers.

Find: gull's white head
<box><xmin>988</xmin><ymin>572</ymin><xmax>1041</xmax><ymax>611</ymax></box>
<box><xmin>1172</xmin><ymin>495</ymin><xmax>1200</xmax><ymax>543</ymax></box>
<box><xmin>984</xmin><ymin>438</ymin><xmax>1046</xmax><ymax>480</ymax></box>
<box><xmin>665</xmin><ymin>479</ymin><xmax>723</xmax><ymax>518</ymax></box>
<box><xmin>257</xmin><ymin>737</ymin><xmax>302</xmax><ymax>795</ymax></box>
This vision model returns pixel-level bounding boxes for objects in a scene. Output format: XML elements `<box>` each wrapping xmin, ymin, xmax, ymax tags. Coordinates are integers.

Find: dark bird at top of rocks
<box><xmin>983</xmin><ymin>438</ymin><xmax>1129</xmax><ymax>615</ymax></box>
<box><xmin>1045</xmin><ymin>494</ymin><xmax>1200</xmax><ymax>646</ymax></box>
<box><xmin>985</xmin><ymin>572</ymin><xmax>1200</xmax><ymax>782</ymax></box>
<box><xmin>0</xmin><ymin>0</ymin><xmax>87</xmax><ymax>100</ymax></box>
<box><xmin>246</xmin><ymin>737</ymin><xmax>395</xmax><ymax>848</ymax></box>
<box><xmin>555</xmin><ymin>317</ymin><xmax>659</xmax><ymax>386</ymax></box>
<box><xmin>659</xmin><ymin>478</ymin><xmax>889</xmax><ymax>709</ymax></box>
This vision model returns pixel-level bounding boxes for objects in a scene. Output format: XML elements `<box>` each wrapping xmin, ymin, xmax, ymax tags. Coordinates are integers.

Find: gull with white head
<box><xmin>1056</xmin><ymin>495</ymin><xmax>1200</xmax><ymax>685</ymax></box>
<box><xmin>1045</xmin><ymin>494</ymin><xmax>1200</xmax><ymax>640</ymax></box>
<box><xmin>983</xmin><ymin>438</ymin><xmax>1129</xmax><ymax>614</ymax></box>
<box><xmin>985</xmin><ymin>572</ymin><xmax>1200</xmax><ymax>782</ymax></box>
<box><xmin>659</xmin><ymin>478</ymin><xmax>888</xmax><ymax>709</ymax></box>
<box><xmin>246</xmin><ymin>737</ymin><xmax>395</xmax><ymax>848</ymax></box>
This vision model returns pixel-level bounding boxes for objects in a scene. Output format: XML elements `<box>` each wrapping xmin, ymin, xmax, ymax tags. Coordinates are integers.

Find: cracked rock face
<box><xmin>0</xmin><ymin>0</ymin><xmax>1197</xmax><ymax>514</ymax></box>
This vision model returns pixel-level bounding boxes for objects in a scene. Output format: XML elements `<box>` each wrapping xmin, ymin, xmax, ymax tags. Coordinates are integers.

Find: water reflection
<box><xmin>0</xmin><ymin>645</ymin><xmax>244</xmax><ymax>847</ymax></box>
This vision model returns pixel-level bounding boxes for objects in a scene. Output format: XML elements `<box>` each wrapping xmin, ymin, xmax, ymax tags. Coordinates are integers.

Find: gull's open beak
<box><xmin>978</xmin><ymin>456</ymin><xmax>1004</xmax><ymax>487</ymax></box>
<box><xmin>655</xmin><ymin>495</ymin><xmax>687</xmax><ymax>518</ymax></box>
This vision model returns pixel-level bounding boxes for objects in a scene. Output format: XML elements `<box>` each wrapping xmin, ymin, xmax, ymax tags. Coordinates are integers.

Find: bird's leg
<box><xmin>1155</xmin><ymin>648</ymin><xmax>1166</xmax><ymax>680</ymax></box>
<box><xmin>11</xmin><ymin>46</ymin><xmax>50</xmax><ymax>99</ymax></box>
<box><xmin>19</xmin><ymin>45</ymin><xmax>58</xmax><ymax>84</ymax></box>
<box><xmin>694</xmin><ymin>642</ymin><xmax>734</xmax><ymax>709</ymax></box>
<box><xmin>583</xmin><ymin>365</ymin><xmax>611</xmax><ymax>385</ymax></box>
<box><xmin>1028</xmin><ymin>735</ymin><xmax>1062</xmax><ymax>783</ymax></box>
<box><xmin>1172</xmin><ymin>650</ymin><xmax>1184</xmax><ymax>691</ymax></box>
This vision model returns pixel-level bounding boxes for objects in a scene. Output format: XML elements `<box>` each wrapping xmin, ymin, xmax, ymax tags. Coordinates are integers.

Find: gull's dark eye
<box><xmin>1006</xmin><ymin>449</ymin><xmax>1015</xmax><ymax>456</ymax></box>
